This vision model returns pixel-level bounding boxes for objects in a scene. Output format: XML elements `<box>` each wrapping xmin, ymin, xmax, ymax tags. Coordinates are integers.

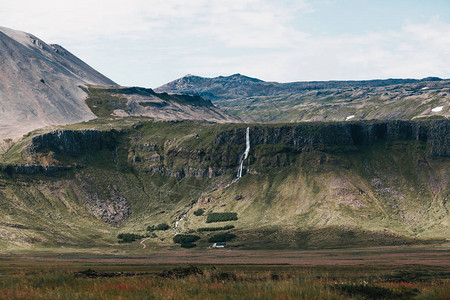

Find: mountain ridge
<box><xmin>156</xmin><ymin>74</ymin><xmax>449</xmax><ymax>123</ymax></box>
<box><xmin>156</xmin><ymin>73</ymin><xmax>444</xmax><ymax>99</ymax></box>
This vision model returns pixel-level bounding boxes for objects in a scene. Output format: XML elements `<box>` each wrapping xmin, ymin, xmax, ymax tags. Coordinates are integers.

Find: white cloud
<box><xmin>1</xmin><ymin>1</ymin><xmax>449</xmax><ymax>86</ymax></box>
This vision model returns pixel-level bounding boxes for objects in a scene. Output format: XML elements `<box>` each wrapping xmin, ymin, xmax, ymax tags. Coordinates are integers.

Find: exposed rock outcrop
<box><xmin>215</xmin><ymin>120</ymin><xmax>449</xmax><ymax>157</ymax></box>
<box><xmin>27</xmin><ymin>129</ymin><xmax>121</xmax><ymax>156</ymax></box>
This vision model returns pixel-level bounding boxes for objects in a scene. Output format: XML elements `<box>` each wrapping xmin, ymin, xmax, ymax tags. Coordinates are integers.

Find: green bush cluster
<box><xmin>208</xmin><ymin>233</ymin><xmax>236</xmax><ymax>243</ymax></box>
<box><xmin>206</xmin><ymin>212</ymin><xmax>238</xmax><ymax>223</ymax></box>
<box><xmin>156</xmin><ymin>223</ymin><xmax>170</xmax><ymax>230</ymax></box>
<box><xmin>117</xmin><ymin>233</ymin><xmax>144</xmax><ymax>243</ymax></box>
<box><xmin>193</xmin><ymin>208</ymin><xmax>205</xmax><ymax>216</ymax></box>
<box><xmin>197</xmin><ymin>225</ymin><xmax>235</xmax><ymax>232</ymax></box>
<box><xmin>173</xmin><ymin>234</ymin><xmax>200</xmax><ymax>244</ymax></box>
<box><xmin>147</xmin><ymin>223</ymin><xmax>170</xmax><ymax>231</ymax></box>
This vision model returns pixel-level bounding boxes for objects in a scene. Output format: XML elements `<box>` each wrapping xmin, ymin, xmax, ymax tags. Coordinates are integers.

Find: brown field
<box><xmin>0</xmin><ymin>244</ymin><xmax>449</xmax><ymax>299</ymax></box>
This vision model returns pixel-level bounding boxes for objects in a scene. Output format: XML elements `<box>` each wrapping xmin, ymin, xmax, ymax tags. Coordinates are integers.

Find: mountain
<box><xmin>0</xmin><ymin>29</ymin><xmax>448</xmax><ymax>252</ymax></box>
<box><xmin>83</xmin><ymin>85</ymin><xmax>239</xmax><ymax>123</ymax></box>
<box><xmin>156</xmin><ymin>74</ymin><xmax>449</xmax><ymax>122</ymax></box>
<box><xmin>0</xmin><ymin>26</ymin><xmax>117</xmax><ymax>145</ymax></box>
<box><xmin>0</xmin><ymin>118</ymin><xmax>448</xmax><ymax>250</ymax></box>
<box><xmin>0</xmin><ymin>27</ymin><xmax>239</xmax><ymax>152</ymax></box>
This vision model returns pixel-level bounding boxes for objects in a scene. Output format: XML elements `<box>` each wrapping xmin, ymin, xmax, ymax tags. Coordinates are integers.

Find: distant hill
<box><xmin>157</xmin><ymin>74</ymin><xmax>449</xmax><ymax>122</ymax></box>
<box><xmin>84</xmin><ymin>85</ymin><xmax>240</xmax><ymax>123</ymax></box>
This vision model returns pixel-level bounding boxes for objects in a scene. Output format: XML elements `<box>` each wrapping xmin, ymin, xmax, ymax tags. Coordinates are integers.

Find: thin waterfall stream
<box><xmin>237</xmin><ymin>127</ymin><xmax>250</xmax><ymax>179</ymax></box>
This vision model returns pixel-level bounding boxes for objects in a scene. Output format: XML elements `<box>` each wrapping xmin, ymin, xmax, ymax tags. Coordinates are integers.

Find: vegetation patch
<box><xmin>173</xmin><ymin>234</ymin><xmax>200</xmax><ymax>244</ymax></box>
<box><xmin>197</xmin><ymin>225</ymin><xmax>235</xmax><ymax>232</ymax></box>
<box><xmin>147</xmin><ymin>223</ymin><xmax>170</xmax><ymax>231</ymax></box>
<box><xmin>117</xmin><ymin>233</ymin><xmax>144</xmax><ymax>243</ymax></box>
<box><xmin>193</xmin><ymin>208</ymin><xmax>205</xmax><ymax>216</ymax></box>
<box><xmin>208</xmin><ymin>233</ymin><xmax>236</xmax><ymax>243</ymax></box>
<box><xmin>206</xmin><ymin>212</ymin><xmax>238</xmax><ymax>223</ymax></box>
<box><xmin>84</xmin><ymin>87</ymin><xmax>129</xmax><ymax>117</ymax></box>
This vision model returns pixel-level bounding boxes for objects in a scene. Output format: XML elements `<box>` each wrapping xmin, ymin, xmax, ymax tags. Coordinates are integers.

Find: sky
<box><xmin>1</xmin><ymin>0</ymin><xmax>450</xmax><ymax>87</ymax></box>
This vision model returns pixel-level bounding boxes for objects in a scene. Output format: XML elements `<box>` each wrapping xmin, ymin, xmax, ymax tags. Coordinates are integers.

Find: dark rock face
<box><xmin>5</xmin><ymin>120</ymin><xmax>448</xmax><ymax>180</ymax></box>
<box><xmin>215</xmin><ymin>120</ymin><xmax>449</xmax><ymax>157</ymax></box>
<box><xmin>0</xmin><ymin>164</ymin><xmax>72</xmax><ymax>175</ymax></box>
<box><xmin>130</xmin><ymin>120</ymin><xmax>448</xmax><ymax>180</ymax></box>
<box><xmin>27</xmin><ymin>129</ymin><xmax>120</xmax><ymax>156</ymax></box>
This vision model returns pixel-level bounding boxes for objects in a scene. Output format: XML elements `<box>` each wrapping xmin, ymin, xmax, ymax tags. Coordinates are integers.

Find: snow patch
<box><xmin>346</xmin><ymin>115</ymin><xmax>355</xmax><ymax>121</ymax></box>
<box><xmin>432</xmin><ymin>106</ymin><xmax>443</xmax><ymax>112</ymax></box>
<box><xmin>421</xmin><ymin>87</ymin><xmax>430</xmax><ymax>90</ymax></box>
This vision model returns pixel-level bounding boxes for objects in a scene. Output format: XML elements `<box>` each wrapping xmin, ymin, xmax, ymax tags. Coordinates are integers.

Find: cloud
<box><xmin>1</xmin><ymin>0</ymin><xmax>449</xmax><ymax>86</ymax></box>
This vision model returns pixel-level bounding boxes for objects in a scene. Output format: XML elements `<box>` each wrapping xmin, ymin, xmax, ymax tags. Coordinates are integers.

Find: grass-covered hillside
<box><xmin>0</xmin><ymin>118</ymin><xmax>448</xmax><ymax>251</ymax></box>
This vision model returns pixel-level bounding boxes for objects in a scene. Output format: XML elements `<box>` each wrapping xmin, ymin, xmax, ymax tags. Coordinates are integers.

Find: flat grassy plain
<box><xmin>0</xmin><ymin>245</ymin><xmax>448</xmax><ymax>299</ymax></box>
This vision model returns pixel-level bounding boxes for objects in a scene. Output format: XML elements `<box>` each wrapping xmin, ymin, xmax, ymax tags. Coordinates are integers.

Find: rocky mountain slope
<box><xmin>0</xmin><ymin>118</ymin><xmax>448</xmax><ymax>251</ymax></box>
<box><xmin>156</xmin><ymin>74</ymin><xmax>449</xmax><ymax>122</ymax></box>
<box><xmin>0</xmin><ymin>26</ymin><xmax>117</xmax><ymax>145</ymax></box>
<box><xmin>84</xmin><ymin>86</ymin><xmax>239</xmax><ymax>123</ymax></box>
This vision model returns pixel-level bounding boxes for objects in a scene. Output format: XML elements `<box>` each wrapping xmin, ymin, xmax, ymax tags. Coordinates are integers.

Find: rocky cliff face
<box><xmin>5</xmin><ymin>120</ymin><xmax>448</xmax><ymax>177</ymax></box>
<box><xmin>127</xmin><ymin>120</ymin><xmax>449</xmax><ymax>179</ymax></box>
<box><xmin>215</xmin><ymin>120</ymin><xmax>449</xmax><ymax>157</ymax></box>
<box><xmin>27</xmin><ymin>129</ymin><xmax>120</xmax><ymax>157</ymax></box>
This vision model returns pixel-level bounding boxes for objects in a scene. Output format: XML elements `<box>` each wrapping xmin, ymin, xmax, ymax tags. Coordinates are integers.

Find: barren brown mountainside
<box><xmin>0</xmin><ymin>26</ymin><xmax>117</xmax><ymax>146</ymax></box>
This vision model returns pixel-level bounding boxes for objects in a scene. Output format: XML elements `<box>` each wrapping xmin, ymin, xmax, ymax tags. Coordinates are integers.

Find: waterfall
<box><xmin>237</xmin><ymin>127</ymin><xmax>250</xmax><ymax>179</ymax></box>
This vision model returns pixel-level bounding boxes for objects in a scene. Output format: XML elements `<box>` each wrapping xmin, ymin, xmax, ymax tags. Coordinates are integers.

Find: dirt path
<box><xmin>140</xmin><ymin>237</ymin><xmax>152</xmax><ymax>249</ymax></box>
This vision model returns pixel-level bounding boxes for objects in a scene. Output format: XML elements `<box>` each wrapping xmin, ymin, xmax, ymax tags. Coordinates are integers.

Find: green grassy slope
<box><xmin>0</xmin><ymin>119</ymin><xmax>448</xmax><ymax>251</ymax></box>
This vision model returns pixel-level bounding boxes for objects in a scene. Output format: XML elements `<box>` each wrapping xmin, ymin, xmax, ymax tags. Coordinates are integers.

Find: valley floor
<box><xmin>0</xmin><ymin>244</ymin><xmax>448</xmax><ymax>299</ymax></box>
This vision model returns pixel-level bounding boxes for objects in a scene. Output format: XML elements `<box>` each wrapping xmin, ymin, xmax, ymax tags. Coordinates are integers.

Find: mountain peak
<box><xmin>0</xmin><ymin>26</ymin><xmax>117</xmax><ymax>143</ymax></box>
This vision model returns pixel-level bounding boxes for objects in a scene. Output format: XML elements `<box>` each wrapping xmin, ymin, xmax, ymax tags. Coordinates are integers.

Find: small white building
<box><xmin>212</xmin><ymin>242</ymin><xmax>226</xmax><ymax>248</ymax></box>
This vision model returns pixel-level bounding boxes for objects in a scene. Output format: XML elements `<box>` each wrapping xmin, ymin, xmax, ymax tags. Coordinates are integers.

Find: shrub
<box><xmin>193</xmin><ymin>208</ymin><xmax>205</xmax><ymax>216</ymax></box>
<box><xmin>117</xmin><ymin>233</ymin><xmax>144</xmax><ymax>243</ymax></box>
<box><xmin>156</xmin><ymin>223</ymin><xmax>170</xmax><ymax>231</ymax></box>
<box><xmin>206</xmin><ymin>212</ymin><xmax>238</xmax><ymax>223</ymax></box>
<box><xmin>180</xmin><ymin>243</ymin><xmax>197</xmax><ymax>248</ymax></box>
<box><xmin>173</xmin><ymin>234</ymin><xmax>200</xmax><ymax>244</ymax></box>
<box><xmin>147</xmin><ymin>223</ymin><xmax>170</xmax><ymax>231</ymax></box>
<box><xmin>197</xmin><ymin>225</ymin><xmax>235</xmax><ymax>232</ymax></box>
<box><xmin>208</xmin><ymin>233</ymin><xmax>236</xmax><ymax>243</ymax></box>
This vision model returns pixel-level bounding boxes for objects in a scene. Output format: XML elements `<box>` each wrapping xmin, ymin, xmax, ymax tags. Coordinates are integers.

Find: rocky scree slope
<box><xmin>0</xmin><ymin>119</ymin><xmax>448</xmax><ymax>250</ymax></box>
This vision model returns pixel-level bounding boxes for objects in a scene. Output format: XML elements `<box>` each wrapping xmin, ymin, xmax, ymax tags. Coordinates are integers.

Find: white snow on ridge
<box><xmin>421</xmin><ymin>87</ymin><xmax>430</xmax><ymax>90</ymax></box>
<box><xmin>432</xmin><ymin>106</ymin><xmax>443</xmax><ymax>112</ymax></box>
<box><xmin>346</xmin><ymin>115</ymin><xmax>355</xmax><ymax>121</ymax></box>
